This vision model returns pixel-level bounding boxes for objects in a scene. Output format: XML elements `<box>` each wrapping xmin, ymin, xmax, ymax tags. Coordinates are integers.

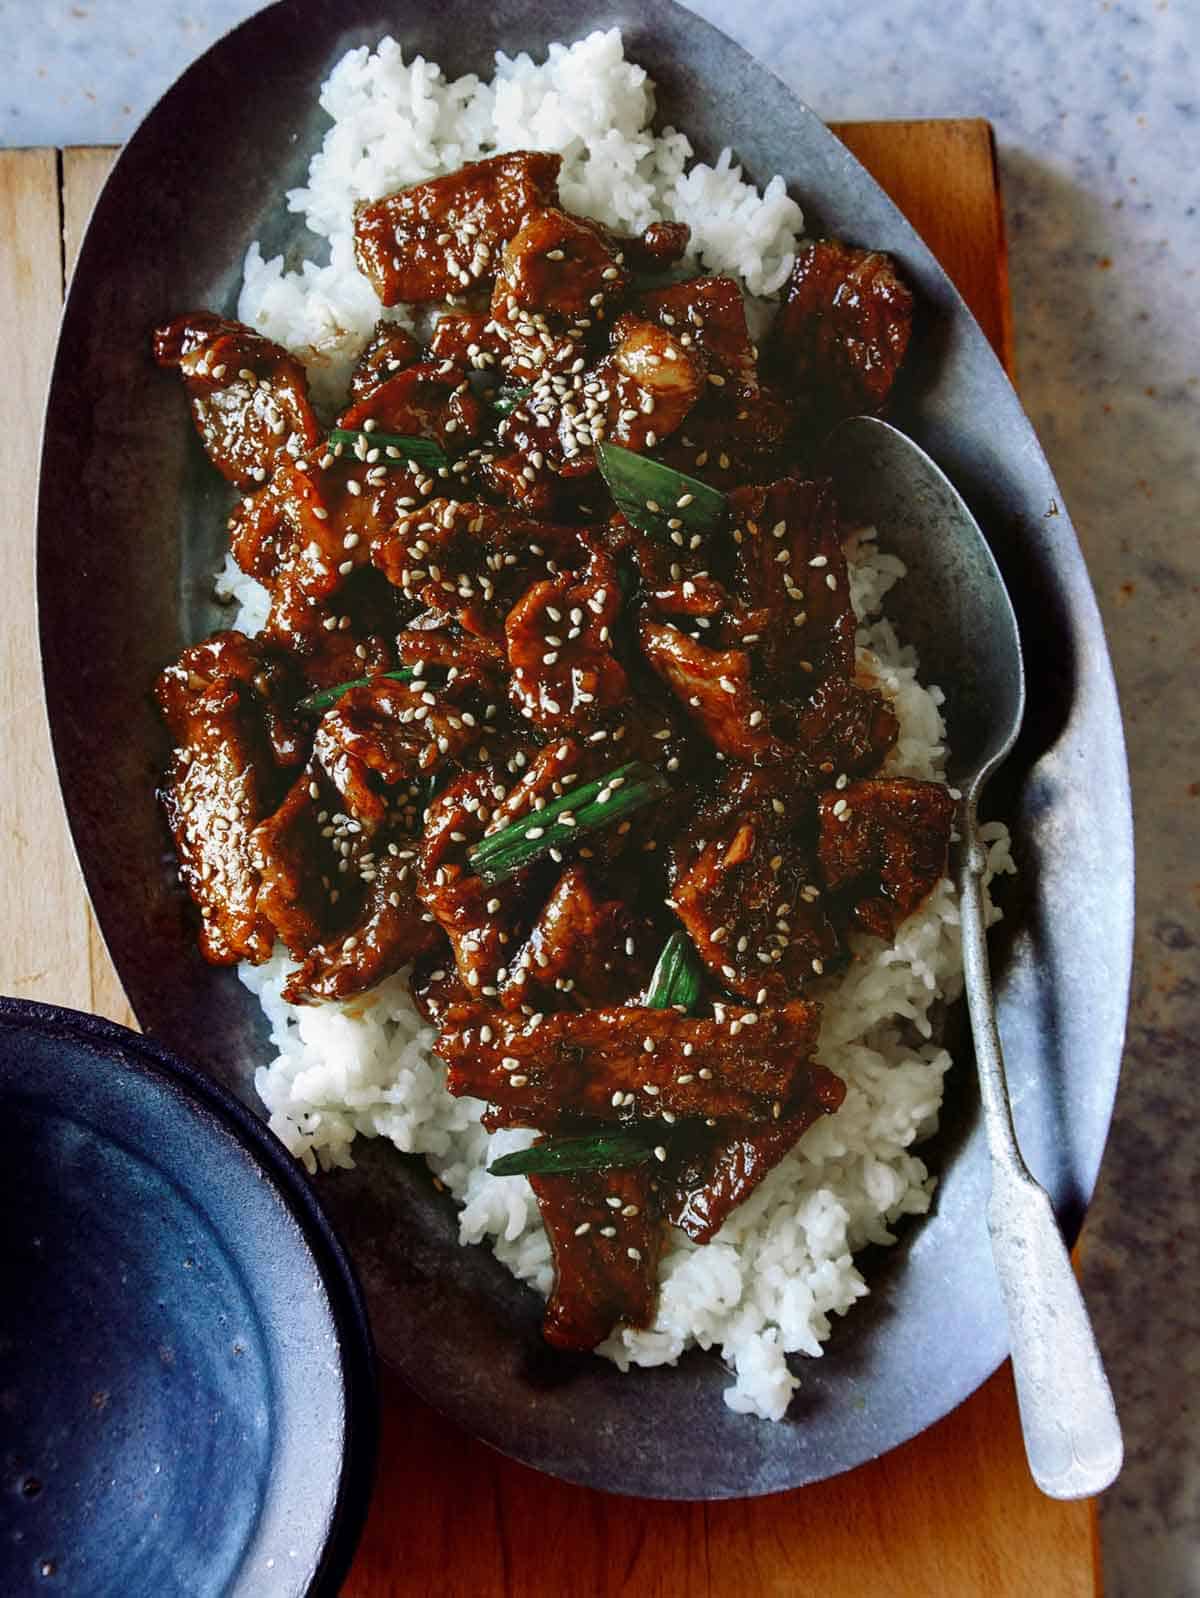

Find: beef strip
<box><xmin>638</xmin><ymin>617</ymin><xmax>781</xmax><ymax>762</ymax></box>
<box><xmin>227</xmin><ymin>453</ymin><xmax>411</xmax><ymax>588</ymax></box>
<box><xmin>726</xmin><ymin>476</ymin><xmax>855</xmax><ymax>687</ymax></box>
<box><xmin>635</xmin><ymin>276</ymin><xmax>791</xmax><ymax>486</ymax></box>
<box><xmin>817</xmin><ymin>778</ymin><xmax>955</xmax><ymax>939</ymax></box>
<box><xmin>353</xmin><ymin>150</ymin><xmax>562</xmax><ymax>305</ymax></box>
<box><xmin>371</xmin><ymin>497</ymin><xmax>587</xmax><ymax>644</ymax></box>
<box><xmin>156</xmin><ymin>630</ymin><xmax>303</xmax><ymax>766</ymax></box>
<box><xmin>336</xmin><ymin>359</ymin><xmax>484</xmax><ymax>448</ymax></box>
<box><xmin>226</xmin><ymin>453</ymin><xmax>417</xmax><ymax>691</ymax></box>
<box><xmin>496</xmin><ymin>207</ymin><xmax>630</xmax><ymax>323</ymax></box>
<box><xmin>490</xmin><ymin>206</ymin><xmax>630</xmax><ymax>384</ymax></box>
<box><xmin>427</xmin><ymin>311</ymin><xmax>502</xmax><ymax>368</ymax></box>
<box><xmin>671</xmin><ymin>765</ymin><xmax>838</xmax><ymax>1003</ymax></box>
<box><xmin>312</xmin><ymin>671</ymin><xmax>489</xmax><ymax>823</ymax></box>
<box><xmin>249</xmin><ymin>765</ymin><xmax>339</xmax><ymax>958</ymax></box>
<box><xmin>416</xmin><ymin>767</ymin><xmax>543</xmax><ymax>997</ymax></box>
<box><xmin>392</xmin><ymin>624</ymin><xmax>506</xmax><ymax>696</ymax></box>
<box><xmin>152</xmin><ymin>312</ymin><xmax>320</xmax><ymax>487</ymax></box>
<box><xmin>531</xmin><ymin>1165</ymin><xmax>661</xmax><ymax>1350</ymax></box>
<box><xmin>437</xmin><ymin>998</ymin><xmax>823</xmax><ymax>1129</ymax></box>
<box><xmin>348</xmin><ymin>320</ymin><xmax>421</xmax><ymax>401</ymax></box>
<box><xmin>285</xmin><ymin>845</ymin><xmax>444</xmax><ymax>1004</ymax></box>
<box><xmin>767</xmin><ymin>239</ymin><xmax>914</xmax><ymax>427</ymax></box>
<box><xmin>265</xmin><ymin>574</ymin><xmax>401</xmax><ymax>691</ymax></box>
<box><xmin>598</xmin><ymin>313</ymin><xmax>707</xmax><ymax>451</ymax></box>
<box><xmin>506</xmin><ymin>548</ymin><xmax>629</xmax><ymax>731</ymax></box>
<box><xmin>408</xmin><ymin>950</ymin><xmax>470</xmax><ymax>1026</ymax></box>
<box><xmin>155</xmin><ymin>633</ymin><xmax>303</xmax><ymax>964</ymax></box>
<box><xmin>617</xmin><ymin>220</ymin><xmax>690</xmax><ymax>274</ymax></box>
<box><xmin>779</xmin><ymin>675</ymin><xmax>899</xmax><ymax>783</ymax></box>
<box><xmin>499</xmin><ymin>865</ymin><xmax>655</xmax><ymax>1011</ymax></box>
<box><xmin>640</xmin><ymin>275</ymin><xmax>759</xmax><ymax>394</ymax></box>
<box><xmin>665</xmin><ymin>1062</ymin><xmax>845</xmax><ymax>1243</ymax></box>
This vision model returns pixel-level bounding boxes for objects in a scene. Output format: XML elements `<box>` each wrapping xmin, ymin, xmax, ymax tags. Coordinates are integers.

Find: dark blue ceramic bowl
<box><xmin>0</xmin><ymin>999</ymin><xmax>377</xmax><ymax>1597</ymax></box>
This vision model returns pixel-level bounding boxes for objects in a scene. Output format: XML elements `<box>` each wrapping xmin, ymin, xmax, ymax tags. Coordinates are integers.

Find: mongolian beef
<box><xmin>152</xmin><ymin>148</ymin><xmax>951</xmax><ymax>1353</ymax></box>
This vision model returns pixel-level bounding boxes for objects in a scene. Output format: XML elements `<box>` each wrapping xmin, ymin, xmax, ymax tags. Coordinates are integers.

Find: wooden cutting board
<box><xmin>0</xmin><ymin>124</ymin><xmax>1098</xmax><ymax>1597</ymax></box>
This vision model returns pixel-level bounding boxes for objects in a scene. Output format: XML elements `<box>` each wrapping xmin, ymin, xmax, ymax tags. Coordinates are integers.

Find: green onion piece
<box><xmin>297</xmin><ymin>667</ymin><xmax>414</xmax><ymax>715</ymax></box>
<box><xmin>645</xmin><ymin>930</ymin><xmax>703</xmax><ymax>1013</ymax></box>
<box><xmin>469</xmin><ymin>760</ymin><xmax>671</xmax><ymax>885</ymax></box>
<box><xmin>327</xmin><ymin>427</ymin><xmax>448</xmax><ymax>472</ymax></box>
<box><xmin>595</xmin><ymin>442</ymin><xmax>726</xmax><ymax>542</ymax></box>
<box><xmin>488</xmin><ymin>1127</ymin><xmax>658</xmax><ymax>1178</ymax></box>
<box><xmin>485</xmin><ymin>932</ymin><xmax>699</xmax><ymax>1180</ymax></box>
<box><xmin>490</xmin><ymin>384</ymin><xmax>532</xmax><ymax>416</ymax></box>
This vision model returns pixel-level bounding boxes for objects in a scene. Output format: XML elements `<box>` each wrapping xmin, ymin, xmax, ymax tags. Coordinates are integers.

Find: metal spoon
<box><xmin>826</xmin><ymin>415</ymin><xmax>1123</xmax><ymax>1500</ymax></box>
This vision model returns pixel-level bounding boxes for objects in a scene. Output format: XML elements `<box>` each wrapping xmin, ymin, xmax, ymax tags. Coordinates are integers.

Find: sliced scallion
<box><xmin>490</xmin><ymin>384</ymin><xmax>532</xmax><ymax>416</ymax></box>
<box><xmin>644</xmin><ymin>929</ymin><xmax>703</xmax><ymax>1014</ymax></box>
<box><xmin>488</xmin><ymin>1127</ymin><xmax>658</xmax><ymax>1178</ymax></box>
<box><xmin>469</xmin><ymin>760</ymin><xmax>670</xmax><ymax>884</ymax></box>
<box><xmin>297</xmin><ymin>667</ymin><xmax>414</xmax><ymax>715</ymax></box>
<box><xmin>327</xmin><ymin>427</ymin><xmax>448</xmax><ymax>472</ymax></box>
<box><xmin>596</xmin><ymin>441</ymin><xmax>726</xmax><ymax>542</ymax></box>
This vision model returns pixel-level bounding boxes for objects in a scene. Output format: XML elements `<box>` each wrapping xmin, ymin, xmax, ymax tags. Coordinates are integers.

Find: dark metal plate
<box><xmin>37</xmin><ymin>0</ymin><xmax>1133</xmax><ymax>1497</ymax></box>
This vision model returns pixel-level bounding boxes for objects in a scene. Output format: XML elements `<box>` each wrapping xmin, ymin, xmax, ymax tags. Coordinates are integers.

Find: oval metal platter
<box><xmin>38</xmin><ymin>0</ymin><xmax>1133</xmax><ymax>1498</ymax></box>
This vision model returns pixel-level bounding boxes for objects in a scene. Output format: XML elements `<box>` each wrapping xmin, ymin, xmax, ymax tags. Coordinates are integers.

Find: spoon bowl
<box><xmin>825</xmin><ymin>414</ymin><xmax>1025</xmax><ymax>790</ymax></box>
<box><xmin>827</xmin><ymin>416</ymin><xmax>1122</xmax><ymax>1500</ymax></box>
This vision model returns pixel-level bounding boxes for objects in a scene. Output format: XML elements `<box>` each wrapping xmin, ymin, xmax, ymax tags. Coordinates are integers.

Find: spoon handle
<box><xmin>959</xmin><ymin>817</ymin><xmax>1123</xmax><ymax>1499</ymax></box>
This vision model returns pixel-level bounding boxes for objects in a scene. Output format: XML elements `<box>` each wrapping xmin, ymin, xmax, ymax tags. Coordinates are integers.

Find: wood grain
<box><xmin>60</xmin><ymin>145</ymin><xmax>139</xmax><ymax>1031</ymax></box>
<box><xmin>0</xmin><ymin>125</ymin><xmax>1095</xmax><ymax>1595</ymax></box>
<box><xmin>0</xmin><ymin>150</ymin><xmax>92</xmax><ymax>1012</ymax></box>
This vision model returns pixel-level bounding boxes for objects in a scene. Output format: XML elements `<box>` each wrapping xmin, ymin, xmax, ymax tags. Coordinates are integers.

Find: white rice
<box><xmin>237</xmin><ymin>28</ymin><xmax>803</xmax><ymax>411</ymax></box>
<box><xmin>224</xmin><ymin>31</ymin><xmax>1015</xmax><ymax>1421</ymax></box>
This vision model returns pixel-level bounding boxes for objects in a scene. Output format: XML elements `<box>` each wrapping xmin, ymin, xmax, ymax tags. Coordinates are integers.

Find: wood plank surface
<box><xmin>0</xmin><ymin>124</ymin><xmax>1096</xmax><ymax>1596</ymax></box>
<box><xmin>0</xmin><ymin>150</ymin><xmax>93</xmax><ymax>1013</ymax></box>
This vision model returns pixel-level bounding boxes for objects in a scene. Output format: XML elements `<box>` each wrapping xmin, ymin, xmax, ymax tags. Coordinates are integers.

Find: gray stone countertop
<box><xmin>3</xmin><ymin>1</ymin><xmax>1195</xmax><ymax>1592</ymax></box>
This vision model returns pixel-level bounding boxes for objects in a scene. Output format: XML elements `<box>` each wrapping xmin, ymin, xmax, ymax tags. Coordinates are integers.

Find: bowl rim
<box><xmin>0</xmin><ymin>995</ymin><xmax>379</xmax><ymax>1595</ymax></box>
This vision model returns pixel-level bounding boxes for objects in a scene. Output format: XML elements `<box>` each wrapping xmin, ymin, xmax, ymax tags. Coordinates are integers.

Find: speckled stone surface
<box><xmin>4</xmin><ymin>0</ymin><xmax>1195</xmax><ymax>1589</ymax></box>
